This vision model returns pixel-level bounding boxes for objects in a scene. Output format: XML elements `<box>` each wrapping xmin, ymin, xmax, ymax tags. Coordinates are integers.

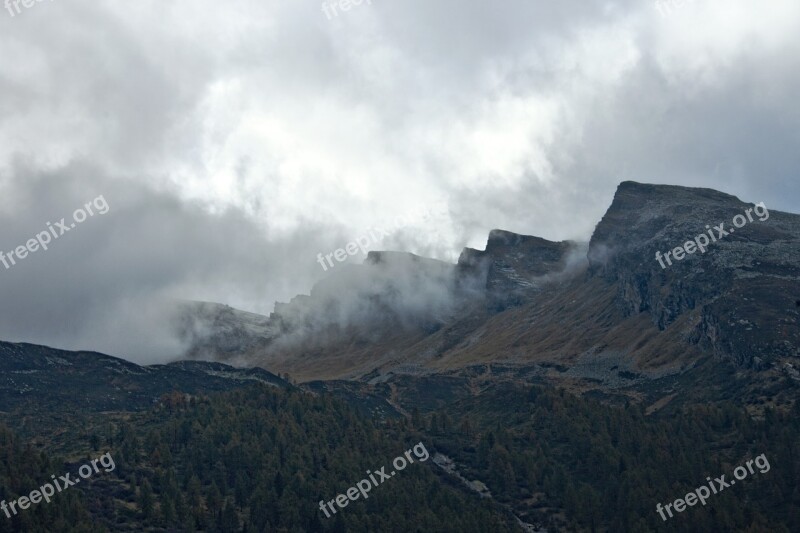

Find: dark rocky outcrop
<box><xmin>589</xmin><ymin>181</ymin><xmax>800</xmax><ymax>368</ymax></box>
<box><xmin>457</xmin><ymin>230</ymin><xmax>581</xmax><ymax>309</ymax></box>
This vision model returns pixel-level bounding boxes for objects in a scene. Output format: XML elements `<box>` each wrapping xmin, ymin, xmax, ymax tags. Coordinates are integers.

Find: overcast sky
<box><xmin>1</xmin><ymin>0</ymin><xmax>798</xmax><ymax>362</ymax></box>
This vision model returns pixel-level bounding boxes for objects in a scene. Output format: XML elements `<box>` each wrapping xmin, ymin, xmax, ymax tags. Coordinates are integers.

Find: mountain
<box><xmin>178</xmin><ymin>181</ymin><xmax>800</xmax><ymax>409</ymax></box>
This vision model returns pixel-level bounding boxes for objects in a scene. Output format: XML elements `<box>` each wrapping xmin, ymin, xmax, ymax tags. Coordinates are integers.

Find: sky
<box><xmin>0</xmin><ymin>0</ymin><xmax>798</xmax><ymax>363</ymax></box>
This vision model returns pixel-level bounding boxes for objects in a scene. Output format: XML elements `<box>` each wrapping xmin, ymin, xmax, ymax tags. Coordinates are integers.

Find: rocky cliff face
<box><xmin>457</xmin><ymin>230</ymin><xmax>582</xmax><ymax>309</ymax></box>
<box><xmin>175</xmin><ymin>301</ymin><xmax>279</xmax><ymax>360</ymax></box>
<box><xmin>589</xmin><ymin>181</ymin><xmax>800</xmax><ymax>368</ymax></box>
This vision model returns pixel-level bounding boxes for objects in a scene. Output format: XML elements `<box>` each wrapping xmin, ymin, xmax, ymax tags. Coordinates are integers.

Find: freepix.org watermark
<box><xmin>0</xmin><ymin>195</ymin><xmax>109</xmax><ymax>272</ymax></box>
<box><xmin>655</xmin><ymin>202</ymin><xmax>769</xmax><ymax>269</ymax></box>
<box><xmin>318</xmin><ymin>442</ymin><xmax>430</xmax><ymax>518</ymax></box>
<box><xmin>1</xmin><ymin>452</ymin><xmax>115</xmax><ymax>519</ymax></box>
<box><xmin>316</xmin><ymin>204</ymin><xmax>444</xmax><ymax>272</ymax></box>
<box><xmin>5</xmin><ymin>0</ymin><xmax>53</xmax><ymax>18</ymax></box>
<box><xmin>656</xmin><ymin>453</ymin><xmax>770</xmax><ymax>522</ymax></box>
<box><xmin>321</xmin><ymin>0</ymin><xmax>371</xmax><ymax>20</ymax></box>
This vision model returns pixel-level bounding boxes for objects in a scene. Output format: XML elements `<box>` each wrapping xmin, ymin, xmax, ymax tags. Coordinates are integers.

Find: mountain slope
<box><xmin>0</xmin><ymin>340</ymin><xmax>288</xmax><ymax>416</ymax></box>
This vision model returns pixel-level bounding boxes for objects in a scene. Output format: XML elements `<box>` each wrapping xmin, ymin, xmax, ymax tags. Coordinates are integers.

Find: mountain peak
<box><xmin>485</xmin><ymin>229</ymin><xmax>562</xmax><ymax>251</ymax></box>
<box><xmin>365</xmin><ymin>250</ymin><xmax>451</xmax><ymax>269</ymax></box>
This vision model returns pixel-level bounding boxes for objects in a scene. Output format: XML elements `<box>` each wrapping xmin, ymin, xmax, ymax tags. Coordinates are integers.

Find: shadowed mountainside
<box><xmin>0</xmin><ymin>340</ymin><xmax>288</xmax><ymax>415</ymax></box>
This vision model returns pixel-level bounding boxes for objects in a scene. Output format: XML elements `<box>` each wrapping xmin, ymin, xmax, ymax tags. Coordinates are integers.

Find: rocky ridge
<box><xmin>177</xmin><ymin>182</ymin><xmax>800</xmax><ymax>405</ymax></box>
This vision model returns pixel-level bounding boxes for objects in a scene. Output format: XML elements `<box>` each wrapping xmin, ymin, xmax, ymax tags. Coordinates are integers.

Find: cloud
<box><xmin>0</xmin><ymin>0</ymin><xmax>798</xmax><ymax>361</ymax></box>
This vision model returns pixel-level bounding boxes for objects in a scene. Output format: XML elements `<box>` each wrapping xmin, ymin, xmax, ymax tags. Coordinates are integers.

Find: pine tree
<box><xmin>139</xmin><ymin>479</ymin><xmax>154</xmax><ymax>520</ymax></box>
